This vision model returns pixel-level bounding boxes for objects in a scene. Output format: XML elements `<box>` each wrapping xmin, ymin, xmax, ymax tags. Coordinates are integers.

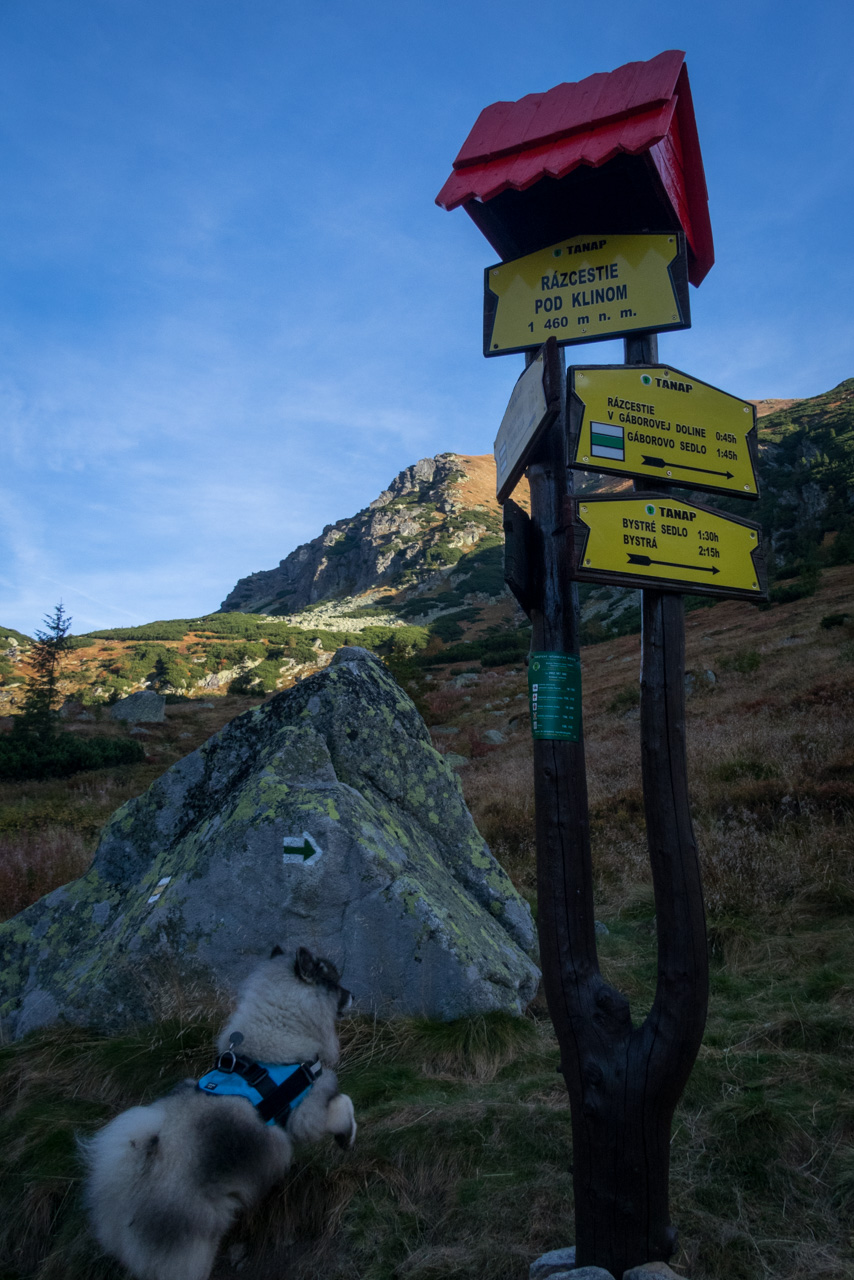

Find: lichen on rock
<box><xmin>0</xmin><ymin>647</ymin><xmax>539</xmax><ymax>1038</ymax></box>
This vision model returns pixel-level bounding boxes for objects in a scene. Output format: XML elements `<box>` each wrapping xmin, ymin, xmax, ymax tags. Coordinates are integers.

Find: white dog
<box><xmin>81</xmin><ymin>946</ymin><xmax>356</xmax><ymax>1280</ymax></box>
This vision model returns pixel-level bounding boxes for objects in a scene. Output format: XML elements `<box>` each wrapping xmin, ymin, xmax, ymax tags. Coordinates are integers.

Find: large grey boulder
<box><xmin>0</xmin><ymin>647</ymin><xmax>539</xmax><ymax>1039</ymax></box>
<box><xmin>108</xmin><ymin>690</ymin><xmax>166</xmax><ymax>723</ymax></box>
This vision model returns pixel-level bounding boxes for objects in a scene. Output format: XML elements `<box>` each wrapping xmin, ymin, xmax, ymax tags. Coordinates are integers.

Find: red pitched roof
<box><xmin>436</xmin><ymin>50</ymin><xmax>713</xmax><ymax>286</ymax></box>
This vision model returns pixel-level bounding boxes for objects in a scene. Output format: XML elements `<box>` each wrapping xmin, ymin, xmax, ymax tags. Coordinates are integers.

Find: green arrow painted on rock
<box><xmin>283</xmin><ymin>833</ymin><xmax>322</xmax><ymax>862</ymax></box>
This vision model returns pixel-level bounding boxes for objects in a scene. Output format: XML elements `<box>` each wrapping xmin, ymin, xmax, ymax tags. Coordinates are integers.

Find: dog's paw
<box><xmin>334</xmin><ymin>1116</ymin><xmax>357</xmax><ymax>1149</ymax></box>
<box><xmin>334</xmin><ymin>1117</ymin><xmax>357</xmax><ymax>1149</ymax></box>
<box><xmin>328</xmin><ymin>1093</ymin><xmax>356</xmax><ymax>1148</ymax></box>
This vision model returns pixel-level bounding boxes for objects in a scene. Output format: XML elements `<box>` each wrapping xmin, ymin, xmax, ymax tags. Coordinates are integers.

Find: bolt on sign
<box><xmin>567</xmin><ymin>493</ymin><xmax>768</xmax><ymax>600</ymax></box>
<box><xmin>483</xmin><ymin>232</ymin><xmax>690</xmax><ymax>357</ymax></box>
<box><xmin>494</xmin><ymin>337</ymin><xmax>561</xmax><ymax>502</ymax></box>
<box><xmin>568</xmin><ymin>365</ymin><xmax>759</xmax><ymax>498</ymax></box>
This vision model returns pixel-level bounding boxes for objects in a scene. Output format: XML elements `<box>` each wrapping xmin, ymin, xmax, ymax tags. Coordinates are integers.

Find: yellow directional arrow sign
<box><xmin>483</xmin><ymin>232</ymin><xmax>690</xmax><ymax>357</ymax></box>
<box><xmin>569</xmin><ymin>365</ymin><xmax>759</xmax><ymax>498</ymax></box>
<box><xmin>567</xmin><ymin>494</ymin><xmax>767</xmax><ymax>601</ymax></box>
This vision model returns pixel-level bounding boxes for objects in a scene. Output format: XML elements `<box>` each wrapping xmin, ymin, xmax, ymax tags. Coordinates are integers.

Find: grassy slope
<box><xmin>1</xmin><ymin>567</ymin><xmax>853</xmax><ymax>1279</ymax></box>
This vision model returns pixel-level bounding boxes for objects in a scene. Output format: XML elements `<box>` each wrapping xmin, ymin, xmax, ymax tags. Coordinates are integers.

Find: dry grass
<box><xmin>0</xmin><ymin>826</ymin><xmax>92</xmax><ymax>918</ymax></box>
<box><xmin>453</xmin><ymin>566</ymin><xmax>854</xmax><ymax>931</ymax></box>
<box><xmin>2</xmin><ymin>568</ymin><xmax>854</xmax><ymax>1278</ymax></box>
<box><xmin>0</xmin><ymin>696</ymin><xmax>261</xmax><ymax>923</ymax></box>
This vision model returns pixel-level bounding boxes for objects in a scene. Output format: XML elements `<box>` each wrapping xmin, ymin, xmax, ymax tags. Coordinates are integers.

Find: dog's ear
<box><xmin>294</xmin><ymin>946</ymin><xmax>316</xmax><ymax>982</ymax></box>
<box><xmin>270</xmin><ymin>944</ymin><xmax>285</xmax><ymax>959</ymax></box>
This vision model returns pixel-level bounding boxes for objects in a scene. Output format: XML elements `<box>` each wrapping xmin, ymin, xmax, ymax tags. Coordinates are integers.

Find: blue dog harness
<box><xmin>197</xmin><ymin>1046</ymin><xmax>322</xmax><ymax>1128</ymax></box>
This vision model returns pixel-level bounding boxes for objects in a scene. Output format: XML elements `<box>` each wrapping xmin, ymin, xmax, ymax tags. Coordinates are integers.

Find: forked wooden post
<box><xmin>519</xmin><ymin>333</ymin><xmax>709</xmax><ymax>1278</ymax></box>
<box><xmin>439</xmin><ymin>47</ymin><xmax>763</xmax><ymax>1277</ymax></box>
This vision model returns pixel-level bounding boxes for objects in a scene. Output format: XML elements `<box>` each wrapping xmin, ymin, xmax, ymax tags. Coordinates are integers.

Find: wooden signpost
<box><xmin>439</xmin><ymin>50</ymin><xmax>762</xmax><ymax>1280</ymax></box>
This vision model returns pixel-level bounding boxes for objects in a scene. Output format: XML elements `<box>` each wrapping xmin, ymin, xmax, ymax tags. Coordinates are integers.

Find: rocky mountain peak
<box><xmin>219</xmin><ymin>453</ymin><xmax>507</xmax><ymax>616</ymax></box>
<box><xmin>370</xmin><ymin>453</ymin><xmax>463</xmax><ymax>510</ymax></box>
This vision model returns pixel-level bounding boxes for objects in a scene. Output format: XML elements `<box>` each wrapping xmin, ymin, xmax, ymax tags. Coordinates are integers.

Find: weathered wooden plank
<box><xmin>502</xmin><ymin>498</ymin><xmax>535</xmax><ymax>616</ymax></box>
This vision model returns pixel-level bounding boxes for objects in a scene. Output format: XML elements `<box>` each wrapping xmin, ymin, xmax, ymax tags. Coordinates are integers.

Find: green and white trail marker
<box><xmin>282</xmin><ymin>833</ymin><xmax>323</xmax><ymax>865</ymax></box>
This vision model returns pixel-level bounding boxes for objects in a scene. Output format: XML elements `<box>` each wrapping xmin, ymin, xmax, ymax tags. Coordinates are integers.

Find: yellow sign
<box><xmin>569</xmin><ymin>365</ymin><xmax>759</xmax><ymax>498</ymax></box>
<box><xmin>570</xmin><ymin>495</ymin><xmax>767</xmax><ymax>600</ymax></box>
<box><xmin>483</xmin><ymin>233</ymin><xmax>689</xmax><ymax>356</ymax></box>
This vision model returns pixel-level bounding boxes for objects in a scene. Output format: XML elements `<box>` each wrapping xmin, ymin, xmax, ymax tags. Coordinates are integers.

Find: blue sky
<box><xmin>1</xmin><ymin>0</ymin><xmax>852</xmax><ymax>635</ymax></box>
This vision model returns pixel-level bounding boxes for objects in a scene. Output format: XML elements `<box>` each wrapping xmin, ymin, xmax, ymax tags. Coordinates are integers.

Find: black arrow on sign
<box><xmin>627</xmin><ymin>553</ymin><xmax>719</xmax><ymax>575</ymax></box>
<box><xmin>641</xmin><ymin>455</ymin><xmax>734</xmax><ymax>480</ymax></box>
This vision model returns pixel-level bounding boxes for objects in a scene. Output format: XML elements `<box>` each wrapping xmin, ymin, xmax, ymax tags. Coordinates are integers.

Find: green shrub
<box><xmin>285</xmin><ymin>638</ymin><xmax>323</xmax><ymax>664</ymax></box>
<box><xmin>429</xmin><ymin>617</ymin><xmax>464</xmax><ymax>644</ymax></box>
<box><xmin>201</xmin><ymin>642</ymin><xmax>266</xmax><ymax>667</ymax></box>
<box><xmin>719</xmin><ymin>649</ymin><xmax>762</xmax><ymax>674</ymax></box>
<box><xmin>230</xmin><ymin>659</ymin><xmax>284</xmax><ymax>694</ymax></box>
<box><xmin>481</xmin><ymin>644</ymin><xmax>528</xmax><ymax>668</ymax></box>
<box><xmin>154</xmin><ymin>652</ymin><xmax>196</xmax><ymax>690</ymax></box>
<box><xmin>712</xmin><ymin>753</ymin><xmax>779</xmax><ymax>783</ymax></box>
<box><xmin>350</xmin><ymin>626</ymin><xmax>397</xmax><ymax>652</ymax></box>
<box><xmin>0</xmin><ymin>625</ymin><xmax>32</xmax><ymax>647</ymax></box>
<box><xmin>827</xmin><ymin>522</ymin><xmax>854</xmax><ymax>566</ymax></box>
<box><xmin>326</xmin><ymin>534</ymin><xmax>358</xmax><ymax>557</ymax></box>
<box><xmin>769</xmin><ymin>564</ymin><xmax>821</xmax><ymax>603</ymax></box>
<box><xmin>101</xmin><ymin>644</ymin><xmax>195</xmax><ymax>690</ymax></box>
<box><xmin>453</xmin><ymin>539</ymin><xmax>505</xmax><ymax>596</ymax></box>
<box><xmin>397</xmin><ymin>591</ymin><xmax>458</xmax><ymax>616</ymax></box>
<box><xmin>86</xmin><ymin>613</ymin><xmax>299</xmax><ymax>642</ymax></box>
<box><xmin>390</xmin><ymin>626</ymin><xmax>430</xmax><ymax>658</ymax></box>
<box><xmin>421</xmin><ymin>627</ymin><xmax>531</xmax><ymax>669</ymax></box>
<box><xmin>87</xmin><ymin>620</ymin><xmax>192</xmax><ymax>641</ymax></box>
<box><xmin>425</xmin><ymin>542</ymin><xmax>463</xmax><ymax>567</ymax></box>
<box><xmin>608</xmin><ymin>684</ymin><xmax>640</xmax><ymax>714</ymax></box>
<box><xmin>0</xmin><ymin>733</ymin><xmax>145</xmax><ymax>780</ymax></box>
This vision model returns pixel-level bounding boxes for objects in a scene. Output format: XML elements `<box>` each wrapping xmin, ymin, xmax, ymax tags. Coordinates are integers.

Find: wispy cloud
<box><xmin>1</xmin><ymin>0</ymin><xmax>852</xmax><ymax>634</ymax></box>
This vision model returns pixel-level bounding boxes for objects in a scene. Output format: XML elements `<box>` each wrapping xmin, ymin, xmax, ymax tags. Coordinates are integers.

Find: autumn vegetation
<box><xmin>1</xmin><ymin>563</ymin><xmax>853</xmax><ymax>1279</ymax></box>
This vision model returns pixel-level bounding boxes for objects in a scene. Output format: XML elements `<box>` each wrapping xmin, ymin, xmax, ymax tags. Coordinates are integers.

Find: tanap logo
<box><xmin>645</xmin><ymin>504</ymin><xmax>656</xmax><ymax>516</ymax></box>
<box><xmin>641</xmin><ymin>374</ymin><xmax>652</xmax><ymax>385</ymax></box>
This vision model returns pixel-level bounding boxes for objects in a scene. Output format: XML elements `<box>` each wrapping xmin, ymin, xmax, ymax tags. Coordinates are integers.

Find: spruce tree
<box><xmin>16</xmin><ymin>603</ymin><xmax>73</xmax><ymax>739</ymax></box>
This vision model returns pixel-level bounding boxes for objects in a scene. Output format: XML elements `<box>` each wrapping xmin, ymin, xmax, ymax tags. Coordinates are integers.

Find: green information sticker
<box><xmin>528</xmin><ymin>652</ymin><xmax>582</xmax><ymax>741</ymax></box>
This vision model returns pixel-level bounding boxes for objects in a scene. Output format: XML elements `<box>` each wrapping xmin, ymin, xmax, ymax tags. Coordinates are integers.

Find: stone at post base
<box><xmin>1</xmin><ymin>647</ymin><xmax>539</xmax><ymax>1038</ymax></box>
<box><xmin>623</xmin><ymin>1264</ymin><xmax>687</xmax><ymax>1279</ymax></box>
<box><xmin>557</xmin><ymin>1269</ymin><xmax>613</xmax><ymax>1280</ymax></box>
<box><xmin>530</xmin><ymin>1247</ymin><xmax>577</xmax><ymax>1278</ymax></box>
<box><xmin>531</xmin><ymin>1248</ymin><xmax>689</xmax><ymax>1280</ymax></box>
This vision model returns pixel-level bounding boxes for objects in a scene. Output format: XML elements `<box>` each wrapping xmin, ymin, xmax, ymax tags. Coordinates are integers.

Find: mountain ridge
<box><xmin>219</xmin><ymin>375</ymin><xmax>854</xmax><ymax>641</ymax></box>
<box><xmin>219</xmin><ymin>453</ymin><xmax>514</xmax><ymax>616</ymax></box>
